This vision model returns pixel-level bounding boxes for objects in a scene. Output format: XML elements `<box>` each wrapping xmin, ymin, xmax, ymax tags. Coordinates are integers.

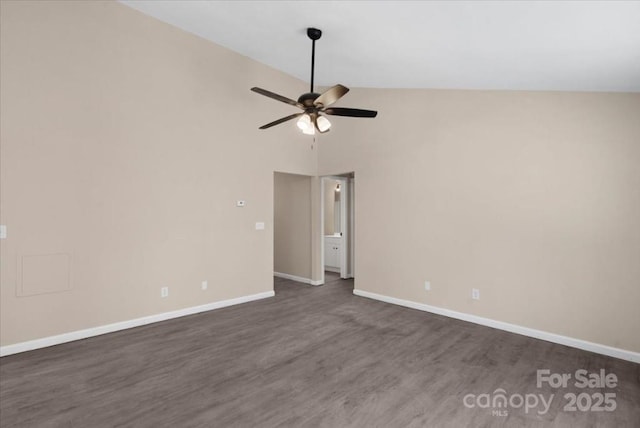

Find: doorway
<box><xmin>273</xmin><ymin>172</ymin><xmax>316</xmax><ymax>285</ymax></box>
<box><xmin>321</xmin><ymin>173</ymin><xmax>355</xmax><ymax>283</ymax></box>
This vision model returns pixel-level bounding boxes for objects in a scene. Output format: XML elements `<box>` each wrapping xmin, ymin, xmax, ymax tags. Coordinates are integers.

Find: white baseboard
<box><xmin>274</xmin><ymin>272</ymin><xmax>323</xmax><ymax>286</ymax></box>
<box><xmin>0</xmin><ymin>290</ymin><xmax>275</xmax><ymax>357</ymax></box>
<box><xmin>324</xmin><ymin>267</ymin><xmax>340</xmax><ymax>273</ymax></box>
<box><xmin>353</xmin><ymin>289</ymin><xmax>640</xmax><ymax>364</ymax></box>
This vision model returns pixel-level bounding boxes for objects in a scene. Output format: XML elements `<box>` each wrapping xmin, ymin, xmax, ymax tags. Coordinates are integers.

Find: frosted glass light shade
<box><xmin>316</xmin><ymin>115</ymin><xmax>331</xmax><ymax>132</ymax></box>
<box><xmin>297</xmin><ymin>114</ymin><xmax>311</xmax><ymax>131</ymax></box>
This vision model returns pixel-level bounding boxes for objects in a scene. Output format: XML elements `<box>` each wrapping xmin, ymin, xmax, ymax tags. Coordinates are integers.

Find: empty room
<box><xmin>1</xmin><ymin>1</ymin><xmax>639</xmax><ymax>427</ymax></box>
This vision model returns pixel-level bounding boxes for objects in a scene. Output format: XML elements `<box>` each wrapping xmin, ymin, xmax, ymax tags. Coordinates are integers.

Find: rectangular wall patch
<box><xmin>19</xmin><ymin>253</ymin><xmax>71</xmax><ymax>296</ymax></box>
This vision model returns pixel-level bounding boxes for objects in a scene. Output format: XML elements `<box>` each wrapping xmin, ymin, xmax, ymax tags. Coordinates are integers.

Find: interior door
<box><xmin>339</xmin><ymin>177</ymin><xmax>348</xmax><ymax>279</ymax></box>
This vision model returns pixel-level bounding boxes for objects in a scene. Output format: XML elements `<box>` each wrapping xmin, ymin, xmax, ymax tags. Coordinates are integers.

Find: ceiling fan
<box><xmin>251</xmin><ymin>28</ymin><xmax>377</xmax><ymax>135</ymax></box>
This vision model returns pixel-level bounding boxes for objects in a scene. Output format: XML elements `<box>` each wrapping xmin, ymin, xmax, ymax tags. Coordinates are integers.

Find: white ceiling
<box><xmin>120</xmin><ymin>1</ymin><xmax>640</xmax><ymax>93</ymax></box>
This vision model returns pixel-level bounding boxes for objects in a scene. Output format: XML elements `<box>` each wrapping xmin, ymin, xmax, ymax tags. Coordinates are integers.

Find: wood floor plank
<box><xmin>1</xmin><ymin>273</ymin><xmax>638</xmax><ymax>427</ymax></box>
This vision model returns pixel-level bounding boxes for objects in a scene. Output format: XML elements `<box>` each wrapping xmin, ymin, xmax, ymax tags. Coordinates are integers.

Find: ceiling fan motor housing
<box><xmin>298</xmin><ymin>92</ymin><xmax>321</xmax><ymax>108</ymax></box>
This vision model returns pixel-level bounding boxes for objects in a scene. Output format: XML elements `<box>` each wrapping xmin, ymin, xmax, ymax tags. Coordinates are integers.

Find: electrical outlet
<box><xmin>161</xmin><ymin>287</ymin><xmax>169</xmax><ymax>298</ymax></box>
<box><xmin>424</xmin><ymin>281</ymin><xmax>431</xmax><ymax>291</ymax></box>
<box><xmin>472</xmin><ymin>288</ymin><xmax>480</xmax><ymax>300</ymax></box>
<box><xmin>201</xmin><ymin>281</ymin><xmax>208</xmax><ymax>291</ymax></box>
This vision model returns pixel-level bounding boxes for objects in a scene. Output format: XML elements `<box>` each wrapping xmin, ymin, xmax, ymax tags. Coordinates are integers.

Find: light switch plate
<box><xmin>255</xmin><ymin>222</ymin><xmax>265</xmax><ymax>230</ymax></box>
<box><xmin>0</xmin><ymin>225</ymin><xmax>6</xmax><ymax>239</ymax></box>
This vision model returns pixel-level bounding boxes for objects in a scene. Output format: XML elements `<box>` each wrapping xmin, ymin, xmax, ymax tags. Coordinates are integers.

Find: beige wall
<box><xmin>0</xmin><ymin>0</ymin><xmax>315</xmax><ymax>346</ymax></box>
<box><xmin>318</xmin><ymin>88</ymin><xmax>640</xmax><ymax>353</ymax></box>
<box><xmin>323</xmin><ymin>178</ymin><xmax>340</xmax><ymax>235</ymax></box>
<box><xmin>274</xmin><ymin>172</ymin><xmax>312</xmax><ymax>279</ymax></box>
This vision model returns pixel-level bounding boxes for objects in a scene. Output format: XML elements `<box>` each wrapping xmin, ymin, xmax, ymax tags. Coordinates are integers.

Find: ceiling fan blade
<box><xmin>314</xmin><ymin>84</ymin><xmax>349</xmax><ymax>107</ymax></box>
<box><xmin>259</xmin><ymin>113</ymin><xmax>303</xmax><ymax>130</ymax></box>
<box><xmin>324</xmin><ymin>107</ymin><xmax>378</xmax><ymax>118</ymax></box>
<box><xmin>251</xmin><ymin>87</ymin><xmax>303</xmax><ymax>108</ymax></box>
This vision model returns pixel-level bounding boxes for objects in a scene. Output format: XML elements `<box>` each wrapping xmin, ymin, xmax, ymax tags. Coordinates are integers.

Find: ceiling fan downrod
<box><xmin>307</xmin><ymin>28</ymin><xmax>322</xmax><ymax>94</ymax></box>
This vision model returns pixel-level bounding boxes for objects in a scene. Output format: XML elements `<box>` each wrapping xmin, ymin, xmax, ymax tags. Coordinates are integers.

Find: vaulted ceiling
<box><xmin>121</xmin><ymin>1</ymin><xmax>640</xmax><ymax>93</ymax></box>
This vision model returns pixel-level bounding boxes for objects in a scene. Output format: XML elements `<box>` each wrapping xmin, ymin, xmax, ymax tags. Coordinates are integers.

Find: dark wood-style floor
<box><xmin>1</xmin><ymin>273</ymin><xmax>638</xmax><ymax>427</ymax></box>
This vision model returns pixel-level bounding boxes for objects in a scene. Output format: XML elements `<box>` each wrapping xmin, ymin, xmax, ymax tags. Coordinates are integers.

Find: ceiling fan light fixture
<box><xmin>316</xmin><ymin>115</ymin><xmax>331</xmax><ymax>132</ymax></box>
<box><xmin>251</xmin><ymin>27</ymin><xmax>377</xmax><ymax>133</ymax></box>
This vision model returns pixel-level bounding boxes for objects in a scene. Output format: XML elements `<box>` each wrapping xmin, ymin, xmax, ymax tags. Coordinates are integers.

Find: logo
<box><xmin>463</xmin><ymin>369</ymin><xmax>618</xmax><ymax>416</ymax></box>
